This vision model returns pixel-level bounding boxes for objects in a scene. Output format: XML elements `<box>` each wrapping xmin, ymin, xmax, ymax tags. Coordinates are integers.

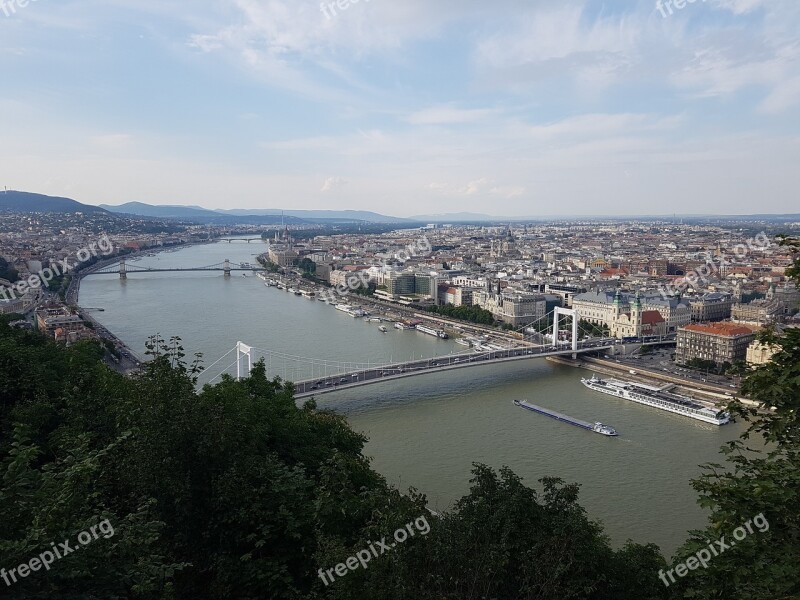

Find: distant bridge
<box><xmin>218</xmin><ymin>238</ymin><xmax>266</xmax><ymax>243</ymax></box>
<box><xmin>88</xmin><ymin>258</ymin><xmax>265</xmax><ymax>278</ymax></box>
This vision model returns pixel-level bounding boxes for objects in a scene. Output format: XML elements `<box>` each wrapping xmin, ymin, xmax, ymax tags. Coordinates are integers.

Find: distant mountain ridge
<box><xmin>0</xmin><ymin>191</ymin><xmax>109</xmax><ymax>214</ymax></box>
<box><xmin>101</xmin><ymin>202</ymin><xmax>412</xmax><ymax>223</ymax></box>
<box><xmin>99</xmin><ymin>202</ymin><xmax>221</xmax><ymax>219</ymax></box>
<box><xmin>6</xmin><ymin>192</ymin><xmax>798</xmax><ymax>222</ymax></box>
<box><xmin>214</xmin><ymin>208</ymin><xmax>413</xmax><ymax>223</ymax></box>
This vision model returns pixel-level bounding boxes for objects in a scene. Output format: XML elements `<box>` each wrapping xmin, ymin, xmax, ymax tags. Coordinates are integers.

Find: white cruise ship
<box><xmin>416</xmin><ymin>324</ymin><xmax>449</xmax><ymax>339</ymax></box>
<box><xmin>581</xmin><ymin>375</ymin><xmax>730</xmax><ymax>425</ymax></box>
<box><xmin>334</xmin><ymin>304</ymin><xmax>365</xmax><ymax>318</ymax></box>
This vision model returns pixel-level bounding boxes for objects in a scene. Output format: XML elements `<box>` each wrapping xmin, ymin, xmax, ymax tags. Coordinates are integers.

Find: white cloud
<box><xmin>321</xmin><ymin>177</ymin><xmax>348</xmax><ymax>192</ymax></box>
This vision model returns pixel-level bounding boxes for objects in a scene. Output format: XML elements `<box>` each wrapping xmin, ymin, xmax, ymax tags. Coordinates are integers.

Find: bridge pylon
<box><xmin>236</xmin><ymin>342</ymin><xmax>252</xmax><ymax>380</ymax></box>
<box><xmin>119</xmin><ymin>259</ymin><xmax>127</xmax><ymax>280</ymax></box>
<box><xmin>552</xmin><ymin>307</ymin><xmax>578</xmax><ymax>352</ymax></box>
<box><xmin>223</xmin><ymin>259</ymin><xmax>231</xmax><ymax>277</ymax></box>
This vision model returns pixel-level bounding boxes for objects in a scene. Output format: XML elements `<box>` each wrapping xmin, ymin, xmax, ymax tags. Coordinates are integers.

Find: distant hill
<box><xmin>215</xmin><ymin>209</ymin><xmax>413</xmax><ymax>224</ymax></box>
<box><xmin>100</xmin><ymin>202</ymin><xmax>221</xmax><ymax>219</ymax></box>
<box><xmin>101</xmin><ymin>202</ymin><xmax>411</xmax><ymax>224</ymax></box>
<box><xmin>0</xmin><ymin>191</ymin><xmax>109</xmax><ymax>214</ymax></box>
<box><xmin>100</xmin><ymin>202</ymin><xmax>307</xmax><ymax>225</ymax></box>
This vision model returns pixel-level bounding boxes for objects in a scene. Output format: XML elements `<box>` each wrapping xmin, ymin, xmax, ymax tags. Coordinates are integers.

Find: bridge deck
<box><xmin>293</xmin><ymin>344</ymin><xmax>615</xmax><ymax>399</ymax></box>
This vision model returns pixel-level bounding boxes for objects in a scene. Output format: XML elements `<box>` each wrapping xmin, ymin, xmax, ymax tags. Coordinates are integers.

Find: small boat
<box><xmin>378</xmin><ymin>325</ymin><xmax>388</xmax><ymax>333</ymax></box>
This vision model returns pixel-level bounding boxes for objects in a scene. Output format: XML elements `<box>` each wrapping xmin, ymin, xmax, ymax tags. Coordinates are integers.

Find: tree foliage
<box><xmin>426</xmin><ymin>303</ymin><xmax>496</xmax><ymax>325</ymax></box>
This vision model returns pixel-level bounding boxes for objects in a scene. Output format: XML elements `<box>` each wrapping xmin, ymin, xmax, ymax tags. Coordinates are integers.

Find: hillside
<box><xmin>216</xmin><ymin>208</ymin><xmax>414</xmax><ymax>224</ymax></box>
<box><xmin>99</xmin><ymin>202</ymin><xmax>222</xmax><ymax>219</ymax></box>
<box><xmin>0</xmin><ymin>191</ymin><xmax>109</xmax><ymax>214</ymax></box>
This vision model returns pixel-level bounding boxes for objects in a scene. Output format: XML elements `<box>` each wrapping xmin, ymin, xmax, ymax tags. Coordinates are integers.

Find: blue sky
<box><xmin>1</xmin><ymin>0</ymin><xmax>798</xmax><ymax>216</ymax></box>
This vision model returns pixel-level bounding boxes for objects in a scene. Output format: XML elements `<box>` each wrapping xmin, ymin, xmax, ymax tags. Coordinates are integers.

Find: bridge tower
<box><xmin>119</xmin><ymin>259</ymin><xmax>127</xmax><ymax>280</ymax></box>
<box><xmin>223</xmin><ymin>259</ymin><xmax>231</xmax><ymax>277</ymax></box>
<box><xmin>552</xmin><ymin>307</ymin><xmax>578</xmax><ymax>352</ymax></box>
<box><xmin>236</xmin><ymin>342</ymin><xmax>252</xmax><ymax>380</ymax></box>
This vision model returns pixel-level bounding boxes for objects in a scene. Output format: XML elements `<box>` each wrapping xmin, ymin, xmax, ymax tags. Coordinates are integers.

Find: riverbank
<box><xmin>259</xmin><ymin>271</ymin><xmax>527</xmax><ymax>349</ymax></box>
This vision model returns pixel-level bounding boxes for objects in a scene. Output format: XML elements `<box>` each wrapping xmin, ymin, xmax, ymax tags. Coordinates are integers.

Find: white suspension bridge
<box><xmin>196</xmin><ymin>308</ymin><xmax>676</xmax><ymax>398</ymax></box>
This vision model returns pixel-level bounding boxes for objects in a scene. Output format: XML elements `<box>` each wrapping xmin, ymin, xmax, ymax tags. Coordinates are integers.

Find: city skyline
<box><xmin>2</xmin><ymin>0</ymin><xmax>799</xmax><ymax>216</ymax></box>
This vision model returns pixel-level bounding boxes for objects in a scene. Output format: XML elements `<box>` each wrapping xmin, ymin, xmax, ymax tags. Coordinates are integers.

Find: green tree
<box><xmin>0</xmin><ymin>257</ymin><xmax>18</xmax><ymax>283</ymax></box>
<box><xmin>426</xmin><ymin>304</ymin><xmax>496</xmax><ymax>325</ymax></box>
<box><xmin>296</xmin><ymin>258</ymin><xmax>317</xmax><ymax>275</ymax></box>
<box><xmin>339</xmin><ymin>466</ymin><xmax>669</xmax><ymax>600</ymax></box>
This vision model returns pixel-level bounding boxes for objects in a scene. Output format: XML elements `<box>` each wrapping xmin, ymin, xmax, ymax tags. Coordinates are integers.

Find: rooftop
<box><xmin>681</xmin><ymin>322</ymin><xmax>756</xmax><ymax>337</ymax></box>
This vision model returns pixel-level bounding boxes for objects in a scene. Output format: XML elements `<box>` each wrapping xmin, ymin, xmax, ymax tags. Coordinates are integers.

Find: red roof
<box><xmin>682</xmin><ymin>322</ymin><xmax>755</xmax><ymax>337</ymax></box>
<box><xmin>599</xmin><ymin>268</ymin><xmax>628</xmax><ymax>276</ymax></box>
<box><xmin>641</xmin><ymin>310</ymin><xmax>664</xmax><ymax>325</ymax></box>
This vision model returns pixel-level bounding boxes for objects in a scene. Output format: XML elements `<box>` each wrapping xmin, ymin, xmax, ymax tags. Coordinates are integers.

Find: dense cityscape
<box><xmin>3</xmin><ymin>212</ymin><xmax>798</xmax><ymax>380</ymax></box>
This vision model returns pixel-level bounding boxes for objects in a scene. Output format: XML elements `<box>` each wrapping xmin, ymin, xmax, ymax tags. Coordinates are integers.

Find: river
<box><xmin>79</xmin><ymin>239</ymin><xmax>746</xmax><ymax>556</ymax></box>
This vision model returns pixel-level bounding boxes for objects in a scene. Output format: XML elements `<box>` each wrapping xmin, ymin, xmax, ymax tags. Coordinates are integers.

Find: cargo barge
<box><xmin>513</xmin><ymin>400</ymin><xmax>618</xmax><ymax>436</ymax></box>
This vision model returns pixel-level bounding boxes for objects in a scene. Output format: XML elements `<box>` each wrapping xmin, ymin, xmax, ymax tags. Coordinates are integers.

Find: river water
<box><xmin>80</xmin><ymin>240</ymin><xmax>745</xmax><ymax>556</ymax></box>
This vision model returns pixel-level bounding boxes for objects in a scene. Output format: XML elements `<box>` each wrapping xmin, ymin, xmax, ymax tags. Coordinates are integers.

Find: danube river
<box><xmin>80</xmin><ymin>240</ymin><xmax>746</xmax><ymax>556</ymax></box>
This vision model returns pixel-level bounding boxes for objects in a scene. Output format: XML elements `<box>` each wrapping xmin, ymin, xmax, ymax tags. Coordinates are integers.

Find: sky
<box><xmin>0</xmin><ymin>0</ymin><xmax>798</xmax><ymax>217</ymax></box>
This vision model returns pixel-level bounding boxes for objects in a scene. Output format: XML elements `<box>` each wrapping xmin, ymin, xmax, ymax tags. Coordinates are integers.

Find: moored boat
<box><xmin>581</xmin><ymin>375</ymin><xmax>730</xmax><ymax>425</ymax></box>
<box><xmin>416</xmin><ymin>324</ymin><xmax>449</xmax><ymax>339</ymax></box>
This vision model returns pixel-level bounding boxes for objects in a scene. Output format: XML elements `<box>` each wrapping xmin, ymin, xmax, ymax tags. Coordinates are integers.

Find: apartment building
<box><xmin>746</xmin><ymin>340</ymin><xmax>780</xmax><ymax>366</ymax></box>
<box><xmin>474</xmin><ymin>283</ymin><xmax>547</xmax><ymax>326</ymax></box>
<box><xmin>731</xmin><ymin>299</ymin><xmax>783</xmax><ymax>326</ymax></box>
<box><xmin>676</xmin><ymin>322</ymin><xmax>756</xmax><ymax>365</ymax></box>
<box><xmin>688</xmin><ymin>293</ymin><xmax>733</xmax><ymax>322</ymax></box>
